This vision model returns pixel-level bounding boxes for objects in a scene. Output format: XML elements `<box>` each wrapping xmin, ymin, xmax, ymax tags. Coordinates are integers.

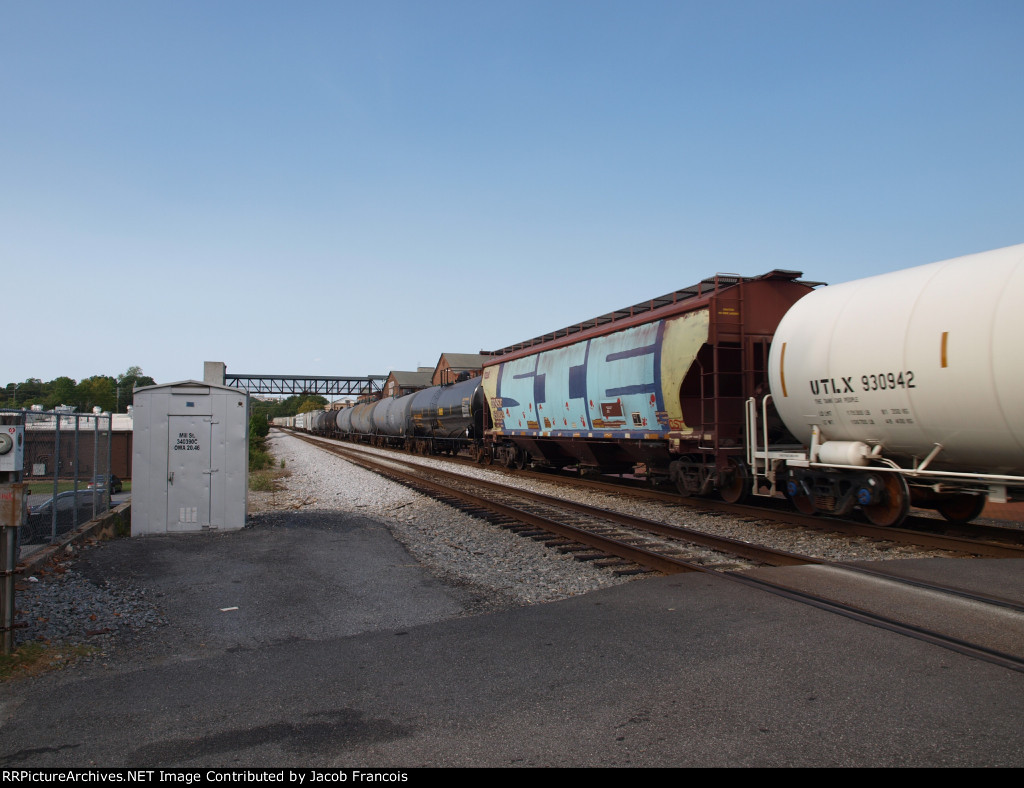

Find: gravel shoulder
<box><xmin>10</xmin><ymin>430</ymin><xmax>637</xmax><ymax>670</ymax></box>
<box><xmin>251</xmin><ymin>431</ymin><xmax>638</xmax><ymax>606</ymax></box>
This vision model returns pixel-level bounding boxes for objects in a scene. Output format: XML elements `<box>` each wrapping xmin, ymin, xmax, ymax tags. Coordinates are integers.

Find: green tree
<box><xmin>248</xmin><ymin>408</ymin><xmax>272</xmax><ymax>471</ymax></box>
<box><xmin>249</xmin><ymin>410</ymin><xmax>270</xmax><ymax>442</ymax></box>
<box><xmin>12</xmin><ymin>378</ymin><xmax>45</xmax><ymax>408</ymax></box>
<box><xmin>1</xmin><ymin>381</ymin><xmax>30</xmax><ymax>408</ymax></box>
<box><xmin>45</xmin><ymin>377</ymin><xmax>78</xmax><ymax>410</ymax></box>
<box><xmin>74</xmin><ymin>376</ymin><xmax>117</xmax><ymax>413</ymax></box>
<box><xmin>297</xmin><ymin>396</ymin><xmax>328</xmax><ymax>414</ymax></box>
<box><xmin>2</xmin><ymin>368</ymin><xmax>158</xmax><ymax>412</ymax></box>
<box><xmin>116</xmin><ymin>366</ymin><xmax>157</xmax><ymax>411</ymax></box>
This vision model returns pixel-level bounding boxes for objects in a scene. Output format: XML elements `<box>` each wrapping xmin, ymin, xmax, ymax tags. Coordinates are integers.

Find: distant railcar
<box><xmin>407</xmin><ymin>377</ymin><xmax>486</xmax><ymax>455</ymax></box>
<box><xmin>336</xmin><ymin>406</ymin><xmax>354</xmax><ymax>435</ymax></box>
<box><xmin>349</xmin><ymin>400</ymin><xmax>380</xmax><ymax>440</ymax></box>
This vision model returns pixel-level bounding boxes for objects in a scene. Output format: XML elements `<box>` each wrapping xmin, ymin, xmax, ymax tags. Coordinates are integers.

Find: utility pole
<box><xmin>0</xmin><ymin>412</ymin><xmax>26</xmax><ymax>654</ymax></box>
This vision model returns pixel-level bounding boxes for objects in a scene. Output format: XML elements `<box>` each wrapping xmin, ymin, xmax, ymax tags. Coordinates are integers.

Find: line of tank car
<box><xmin>277</xmin><ymin>244</ymin><xmax>1024</xmax><ymax>528</ymax></box>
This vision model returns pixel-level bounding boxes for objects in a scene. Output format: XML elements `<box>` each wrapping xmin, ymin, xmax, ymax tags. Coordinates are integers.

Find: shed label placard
<box><xmin>173</xmin><ymin>432</ymin><xmax>201</xmax><ymax>452</ymax></box>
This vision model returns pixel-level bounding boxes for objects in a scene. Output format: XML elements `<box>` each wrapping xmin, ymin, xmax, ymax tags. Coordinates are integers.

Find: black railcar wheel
<box><xmin>785</xmin><ymin>475</ymin><xmax>816</xmax><ymax>515</ymax></box>
<box><xmin>719</xmin><ymin>459</ymin><xmax>751</xmax><ymax>504</ymax></box>
<box><xmin>936</xmin><ymin>493</ymin><xmax>986</xmax><ymax>524</ymax></box>
<box><xmin>863</xmin><ymin>474</ymin><xmax>910</xmax><ymax>527</ymax></box>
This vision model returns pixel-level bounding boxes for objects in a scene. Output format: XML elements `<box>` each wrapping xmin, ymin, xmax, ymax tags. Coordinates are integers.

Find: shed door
<box><xmin>167</xmin><ymin>415</ymin><xmax>213</xmax><ymax>531</ymax></box>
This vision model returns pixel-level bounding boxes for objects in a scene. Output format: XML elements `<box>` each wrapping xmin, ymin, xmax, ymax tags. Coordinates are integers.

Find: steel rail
<box><xmin>311</xmin><ymin>439</ymin><xmax>704</xmax><ymax>575</ymax></box>
<box><xmin>819</xmin><ymin>561</ymin><xmax>1024</xmax><ymax>615</ymax></box>
<box><xmin>718</xmin><ymin>570</ymin><xmax>1024</xmax><ymax>674</ymax></box>
<box><xmin>289</xmin><ymin>429</ymin><xmax>1024</xmax><ymax>556</ymax></box>
<box><xmin>512</xmin><ymin>467</ymin><xmax>1024</xmax><ymax>558</ymax></box>
<box><xmin>328</xmin><ymin>439</ymin><xmax>1024</xmax><ymax>613</ymax></box>
<box><xmin>300</xmin><ymin>435</ymin><xmax>812</xmax><ymax>571</ymax></box>
<box><xmin>354</xmin><ymin>446</ymin><xmax>811</xmax><ymax>568</ymax></box>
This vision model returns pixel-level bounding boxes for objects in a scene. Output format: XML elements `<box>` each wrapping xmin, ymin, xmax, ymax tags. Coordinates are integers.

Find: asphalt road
<box><xmin>1</xmin><ymin>510</ymin><xmax>1022</xmax><ymax>768</ymax></box>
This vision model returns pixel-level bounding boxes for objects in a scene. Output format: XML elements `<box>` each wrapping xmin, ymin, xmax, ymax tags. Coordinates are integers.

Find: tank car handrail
<box><xmin>746</xmin><ymin>395</ymin><xmax>787</xmax><ymax>497</ymax></box>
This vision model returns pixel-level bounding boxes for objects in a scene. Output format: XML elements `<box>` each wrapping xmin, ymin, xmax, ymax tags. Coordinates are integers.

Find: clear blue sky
<box><xmin>3</xmin><ymin>0</ymin><xmax>1021</xmax><ymax>389</ymax></box>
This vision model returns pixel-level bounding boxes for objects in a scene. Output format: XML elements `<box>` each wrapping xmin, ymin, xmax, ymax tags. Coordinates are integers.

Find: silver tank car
<box><xmin>349</xmin><ymin>400</ymin><xmax>380</xmax><ymax>437</ymax></box>
<box><xmin>336</xmin><ymin>406</ymin><xmax>354</xmax><ymax>435</ymax></box>
<box><xmin>387</xmin><ymin>393</ymin><xmax>417</xmax><ymax>437</ymax></box>
<box><xmin>372</xmin><ymin>397</ymin><xmax>399</xmax><ymax>436</ymax></box>
<box><xmin>366</xmin><ymin>394</ymin><xmax>419</xmax><ymax>446</ymax></box>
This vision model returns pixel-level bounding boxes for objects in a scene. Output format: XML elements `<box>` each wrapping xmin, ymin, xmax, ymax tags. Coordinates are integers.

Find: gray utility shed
<box><xmin>131</xmin><ymin>380</ymin><xmax>249</xmax><ymax>536</ymax></box>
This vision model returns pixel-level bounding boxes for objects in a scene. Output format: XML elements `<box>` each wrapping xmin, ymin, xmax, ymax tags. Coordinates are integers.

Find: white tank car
<box><xmin>760</xmin><ymin>243</ymin><xmax>1024</xmax><ymax>525</ymax></box>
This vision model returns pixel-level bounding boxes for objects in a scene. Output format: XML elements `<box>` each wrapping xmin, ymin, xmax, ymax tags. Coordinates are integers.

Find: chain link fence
<box><xmin>1</xmin><ymin>408</ymin><xmax>116</xmax><ymax>547</ymax></box>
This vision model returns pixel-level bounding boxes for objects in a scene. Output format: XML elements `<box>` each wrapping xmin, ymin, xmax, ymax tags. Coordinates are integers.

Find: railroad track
<box><xmin>295</xmin><ymin>431</ymin><xmax>1024</xmax><ymax>558</ymax></box>
<box><xmin>491</xmin><ymin>463</ymin><xmax>1024</xmax><ymax>555</ymax></box>
<box><xmin>297</xmin><ymin>434</ymin><xmax>809</xmax><ymax>574</ymax></box>
<box><xmin>286</xmin><ymin>431</ymin><xmax>1024</xmax><ymax>675</ymax></box>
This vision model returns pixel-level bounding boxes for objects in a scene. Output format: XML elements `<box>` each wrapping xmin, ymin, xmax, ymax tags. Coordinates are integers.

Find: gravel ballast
<box><xmin>287</xmin><ymin>432</ymin><xmax>964</xmax><ymax>564</ymax></box>
<box><xmin>255</xmin><ymin>430</ymin><xmax>638</xmax><ymax>607</ymax></box>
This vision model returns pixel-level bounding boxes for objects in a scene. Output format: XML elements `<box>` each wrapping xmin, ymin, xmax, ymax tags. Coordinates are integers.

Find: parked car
<box><xmin>88</xmin><ymin>474</ymin><xmax>123</xmax><ymax>494</ymax></box>
<box><xmin>22</xmin><ymin>490</ymin><xmax>105</xmax><ymax>544</ymax></box>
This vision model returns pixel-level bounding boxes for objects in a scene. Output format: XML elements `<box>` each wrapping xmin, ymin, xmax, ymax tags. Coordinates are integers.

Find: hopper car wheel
<box><xmin>863</xmin><ymin>474</ymin><xmax>910</xmax><ymax>527</ymax></box>
<box><xmin>790</xmin><ymin>494</ymin><xmax>817</xmax><ymax>515</ymax></box>
<box><xmin>719</xmin><ymin>459</ymin><xmax>751</xmax><ymax>504</ymax></box>
<box><xmin>785</xmin><ymin>476</ymin><xmax>816</xmax><ymax>515</ymax></box>
<box><xmin>514</xmin><ymin>449</ymin><xmax>529</xmax><ymax>471</ymax></box>
<box><xmin>936</xmin><ymin>494</ymin><xmax>986</xmax><ymax>524</ymax></box>
<box><xmin>671</xmin><ymin>458</ymin><xmax>703</xmax><ymax>498</ymax></box>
